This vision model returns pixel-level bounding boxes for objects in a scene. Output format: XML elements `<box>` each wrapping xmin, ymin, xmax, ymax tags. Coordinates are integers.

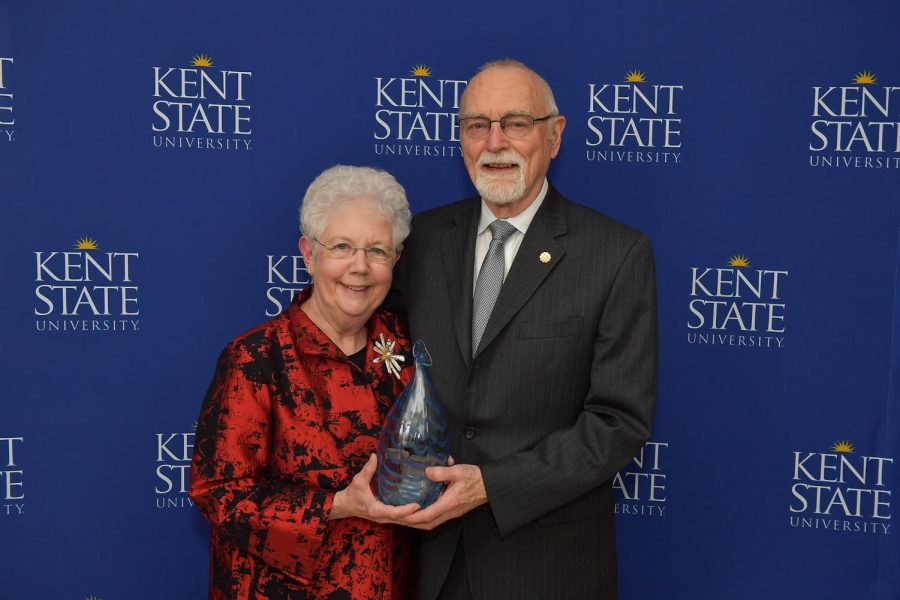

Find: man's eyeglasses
<box><xmin>457</xmin><ymin>113</ymin><xmax>556</xmax><ymax>140</ymax></box>
<box><xmin>313</xmin><ymin>239</ymin><xmax>396</xmax><ymax>264</ymax></box>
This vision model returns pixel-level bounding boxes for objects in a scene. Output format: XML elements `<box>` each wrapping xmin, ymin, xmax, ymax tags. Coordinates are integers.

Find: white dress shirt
<box><xmin>473</xmin><ymin>178</ymin><xmax>549</xmax><ymax>292</ymax></box>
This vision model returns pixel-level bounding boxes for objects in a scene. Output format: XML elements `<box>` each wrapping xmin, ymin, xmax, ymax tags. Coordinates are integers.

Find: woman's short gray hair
<box><xmin>299</xmin><ymin>165</ymin><xmax>412</xmax><ymax>249</ymax></box>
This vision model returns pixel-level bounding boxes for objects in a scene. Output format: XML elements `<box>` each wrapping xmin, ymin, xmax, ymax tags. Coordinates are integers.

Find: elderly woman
<box><xmin>190</xmin><ymin>165</ymin><xmax>418</xmax><ymax>599</ymax></box>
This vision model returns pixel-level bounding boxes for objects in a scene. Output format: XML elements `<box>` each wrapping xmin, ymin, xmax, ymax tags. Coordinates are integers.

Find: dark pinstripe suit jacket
<box><xmin>395</xmin><ymin>185</ymin><xmax>657</xmax><ymax>600</ymax></box>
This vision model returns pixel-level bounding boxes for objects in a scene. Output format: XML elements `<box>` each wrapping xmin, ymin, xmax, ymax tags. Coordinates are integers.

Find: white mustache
<box><xmin>477</xmin><ymin>151</ymin><xmax>524</xmax><ymax>169</ymax></box>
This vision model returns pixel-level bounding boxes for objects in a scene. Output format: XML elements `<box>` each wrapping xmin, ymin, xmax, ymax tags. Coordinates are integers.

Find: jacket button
<box><xmin>464</xmin><ymin>427</ymin><xmax>476</xmax><ymax>439</ymax></box>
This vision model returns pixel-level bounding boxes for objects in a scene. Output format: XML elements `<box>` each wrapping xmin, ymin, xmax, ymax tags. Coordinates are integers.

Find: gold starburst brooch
<box><xmin>372</xmin><ymin>333</ymin><xmax>405</xmax><ymax>379</ymax></box>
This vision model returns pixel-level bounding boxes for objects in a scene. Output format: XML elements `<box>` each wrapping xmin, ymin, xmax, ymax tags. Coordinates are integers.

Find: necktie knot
<box><xmin>489</xmin><ymin>219</ymin><xmax>517</xmax><ymax>243</ymax></box>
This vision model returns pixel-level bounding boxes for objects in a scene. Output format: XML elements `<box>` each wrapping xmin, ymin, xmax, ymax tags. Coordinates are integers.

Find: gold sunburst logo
<box><xmin>832</xmin><ymin>440</ymin><xmax>855</xmax><ymax>453</ymax></box>
<box><xmin>410</xmin><ymin>64</ymin><xmax>432</xmax><ymax>77</ymax></box>
<box><xmin>727</xmin><ymin>254</ymin><xmax>750</xmax><ymax>267</ymax></box>
<box><xmin>624</xmin><ymin>70</ymin><xmax>646</xmax><ymax>83</ymax></box>
<box><xmin>191</xmin><ymin>54</ymin><xmax>214</xmax><ymax>68</ymax></box>
<box><xmin>74</xmin><ymin>237</ymin><xmax>99</xmax><ymax>250</ymax></box>
<box><xmin>852</xmin><ymin>71</ymin><xmax>876</xmax><ymax>84</ymax></box>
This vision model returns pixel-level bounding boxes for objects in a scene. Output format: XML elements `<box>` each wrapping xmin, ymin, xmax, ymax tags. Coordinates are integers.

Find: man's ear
<box><xmin>549</xmin><ymin>115</ymin><xmax>566</xmax><ymax>159</ymax></box>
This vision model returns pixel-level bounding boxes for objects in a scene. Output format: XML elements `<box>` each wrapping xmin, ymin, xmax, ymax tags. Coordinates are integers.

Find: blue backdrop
<box><xmin>1</xmin><ymin>1</ymin><xmax>898</xmax><ymax>598</ymax></box>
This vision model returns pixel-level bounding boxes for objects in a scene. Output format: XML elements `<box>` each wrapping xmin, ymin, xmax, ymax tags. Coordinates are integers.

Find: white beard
<box><xmin>474</xmin><ymin>151</ymin><xmax>527</xmax><ymax>205</ymax></box>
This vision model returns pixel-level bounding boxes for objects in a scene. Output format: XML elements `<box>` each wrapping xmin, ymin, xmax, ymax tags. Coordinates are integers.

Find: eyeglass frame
<box><xmin>456</xmin><ymin>113</ymin><xmax>557</xmax><ymax>139</ymax></box>
<box><xmin>312</xmin><ymin>238</ymin><xmax>398</xmax><ymax>263</ymax></box>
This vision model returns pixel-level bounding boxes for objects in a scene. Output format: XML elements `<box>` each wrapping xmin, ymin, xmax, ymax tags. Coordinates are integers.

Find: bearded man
<box><xmin>394</xmin><ymin>59</ymin><xmax>658</xmax><ymax>600</ymax></box>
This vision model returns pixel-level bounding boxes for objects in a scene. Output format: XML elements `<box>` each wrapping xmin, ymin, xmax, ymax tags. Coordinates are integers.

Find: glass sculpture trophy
<box><xmin>375</xmin><ymin>340</ymin><xmax>449</xmax><ymax>508</ymax></box>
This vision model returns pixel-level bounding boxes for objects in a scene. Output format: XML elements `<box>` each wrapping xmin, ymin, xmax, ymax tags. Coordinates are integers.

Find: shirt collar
<box><xmin>476</xmin><ymin>178</ymin><xmax>548</xmax><ymax>236</ymax></box>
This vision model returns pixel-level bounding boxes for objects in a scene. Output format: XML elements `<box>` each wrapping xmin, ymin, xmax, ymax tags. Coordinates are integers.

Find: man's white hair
<box><xmin>460</xmin><ymin>58</ymin><xmax>559</xmax><ymax>118</ymax></box>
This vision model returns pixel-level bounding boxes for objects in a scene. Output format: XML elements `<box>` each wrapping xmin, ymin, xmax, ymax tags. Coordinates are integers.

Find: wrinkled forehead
<box><xmin>460</xmin><ymin>67</ymin><xmax>546</xmax><ymax>117</ymax></box>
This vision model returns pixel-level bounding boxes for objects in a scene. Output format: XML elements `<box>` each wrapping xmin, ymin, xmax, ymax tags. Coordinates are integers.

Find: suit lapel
<box><xmin>474</xmin><ymin>187</ymin><xmax>568</xmax><ymax>358</ymax></box>
<box><xmin>440</xmin><ymin>199</ymin><xmax>479</xmax><ymax>369</ymax></box>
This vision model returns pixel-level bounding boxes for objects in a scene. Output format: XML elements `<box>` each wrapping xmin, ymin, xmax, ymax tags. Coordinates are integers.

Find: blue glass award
<box><xmin>375</xmin><ymin>340</ymin><xmax>449</xmax><ymax>508</ymax></box>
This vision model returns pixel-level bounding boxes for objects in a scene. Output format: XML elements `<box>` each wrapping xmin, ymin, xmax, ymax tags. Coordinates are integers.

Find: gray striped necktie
<box><xmin>472</xmin><ymin>219</ymin><xmax>518</xmax><ymax>356</ymax></box>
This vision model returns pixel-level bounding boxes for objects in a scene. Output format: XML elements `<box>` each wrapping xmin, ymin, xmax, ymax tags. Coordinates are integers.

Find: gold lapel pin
<box><xmin>539</xmin><ymin>251</ymin><xmax>551</xmax><ymax>263</ymax></box>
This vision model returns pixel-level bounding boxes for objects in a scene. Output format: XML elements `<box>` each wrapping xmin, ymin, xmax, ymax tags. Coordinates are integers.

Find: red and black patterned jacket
<box><xmin>190</xmin><ymin>288</ymin><xmax>412</xmax><ymax>599</ymax></box>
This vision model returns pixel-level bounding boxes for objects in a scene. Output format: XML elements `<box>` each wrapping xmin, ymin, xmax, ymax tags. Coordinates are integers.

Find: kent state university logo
<box><xmin>152</xmin><ymin>54</ymin><xmax>253</xmax><ymax>151</ymax></box>
<box><xmin>155</xmin><ymin>423</ymin><xmax>196</xmax><ymax>509</ymax></box>
<box><xmin>1</xmin><ymin>435</ymin><xmax>25</xmax><ymax>517</ymax></box>
<box><xmin>373</xmin><ymin>63</ymin><xmax>466</xmax><ymax>158</ymax></box>
<box><xmin>809</xmin><ymin>70</ymin><xmax>900</xmax><ymax>170</ymax></box>
<box><xmin>585</xmin><ymin>70</ymin><xmax>683</xmax><ymax>165</ymax></box>
<box><xmin>790</xmin><ymin>439</ymin><xmax>893</xmax><ymax>535</ymax></box>
<box><xmin>687</xmin><ymin>254</ymin><xmax>788</xmax><ymax>350</ymax></box>
<box><xmin>266</xmin><ymin>252</ymin><xmax>309</xmax><ymax>316</ymax></box>
<box><xmin>34</xmin><ymin>237</ymin><xmax>141</xmax><ymax>333</ymax></box>
<box><xmin>614</xmin><ymin>440</ymin><xmax>668</xmax><ymax>518</ymax></box>
<box><xmin>0</xmin><ymin>56</ymin><xmax>15</xmax><ymax>142</ymax></box>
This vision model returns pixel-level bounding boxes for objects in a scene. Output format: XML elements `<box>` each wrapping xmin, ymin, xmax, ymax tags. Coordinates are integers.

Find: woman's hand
<box><xmin>329</xmin><ymin>454</ymin><xmax>420</xmax><ymax>523</ymax></box>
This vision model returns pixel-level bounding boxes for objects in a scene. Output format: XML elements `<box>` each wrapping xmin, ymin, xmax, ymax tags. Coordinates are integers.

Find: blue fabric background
<box><xmin>1</xmin><ymin>2</ymin><xmax>897</xmax><ymax>597</ymax></box>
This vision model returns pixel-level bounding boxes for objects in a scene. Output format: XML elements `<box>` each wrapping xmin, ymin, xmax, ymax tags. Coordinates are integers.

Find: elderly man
<box><xmin>395</xmin><ymin>59</ymin><xmax>658</xmax><ymax>600</ymax></box>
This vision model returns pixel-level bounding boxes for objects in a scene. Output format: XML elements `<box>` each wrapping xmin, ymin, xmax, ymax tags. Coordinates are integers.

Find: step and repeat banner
<box><xmin>1</xmin><ymin>2</ymin><xmax>898</xmax><ymax>598</ymax></box>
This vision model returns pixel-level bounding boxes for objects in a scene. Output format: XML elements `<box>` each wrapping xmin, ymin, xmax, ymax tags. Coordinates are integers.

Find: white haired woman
<box><xmin>190</xmin><ymin>165</ymin><xmax>418</xmax><ymax>599</ymax></box>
